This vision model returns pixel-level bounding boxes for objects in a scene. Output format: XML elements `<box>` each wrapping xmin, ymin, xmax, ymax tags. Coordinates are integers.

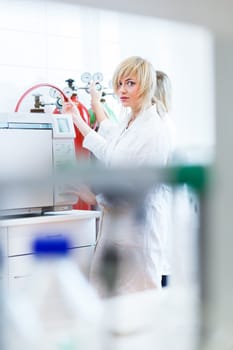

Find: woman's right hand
<box><xmin>62</xmin><ymin>98</ymin><xmax>81</xmax><ymax>123</ymax></box>
<box><xmin>62</xmin><ymin>97</ymin><xmax>91</xmax><ymax>137</ymax></box>
<box><xmin>62</xmin><ymin>100</ymin><xmax>73</xmax><ymax>115</ymax></box>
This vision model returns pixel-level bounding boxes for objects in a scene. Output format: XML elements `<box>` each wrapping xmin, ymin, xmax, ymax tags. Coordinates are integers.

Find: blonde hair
<box><xmin>153</xmin><ymin>71</ymin><xmax>172</xmax><ymax>117</ymax></box>
<box><xmin>112</xmin><ymin>56</ymin><xmax>156</xmax><ymax>113</ymax></box>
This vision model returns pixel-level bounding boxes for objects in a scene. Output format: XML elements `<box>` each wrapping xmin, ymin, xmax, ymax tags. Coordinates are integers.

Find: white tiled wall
<box><xmin>0</xmin><ymin>0</ymin><xmax>214</xmax><ymax>157</ymax></box>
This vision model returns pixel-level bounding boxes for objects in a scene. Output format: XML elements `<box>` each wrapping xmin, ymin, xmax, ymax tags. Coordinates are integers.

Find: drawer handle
<box><xmin>13</xmin><ymin>274</ymin><xmax>31</xmax><ymax>279</ymax></box>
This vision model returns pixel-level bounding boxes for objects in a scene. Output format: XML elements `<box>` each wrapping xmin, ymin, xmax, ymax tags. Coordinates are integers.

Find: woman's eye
<box><xmin>117</xmin><ymin>80</ymin><xmax>135</xmax><ymax>88</ymax></box>
<box><xmin>127</xmin><ymin>81</ymin><xmax>135</xmax><ymax>87</ymax></box>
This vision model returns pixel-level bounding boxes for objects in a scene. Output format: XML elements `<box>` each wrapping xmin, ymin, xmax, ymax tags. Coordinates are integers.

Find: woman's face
<box><xmin>116</xmin><ymin>75</ymin><xmax>141</xmax><ymax>111</ymax></box>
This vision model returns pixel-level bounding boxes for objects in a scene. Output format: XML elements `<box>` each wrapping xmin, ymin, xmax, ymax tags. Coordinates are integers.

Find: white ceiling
<box><xmin>50</xmin><ymin>0</ymin><xmax>233</xmax><ymax>36</ymax></box>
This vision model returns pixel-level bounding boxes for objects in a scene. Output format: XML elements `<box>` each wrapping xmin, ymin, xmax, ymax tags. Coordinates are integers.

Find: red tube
<box><xmin>14</xmin><ymin>83</ymin><xmax>69</xmax><ymax>112</ymax></box>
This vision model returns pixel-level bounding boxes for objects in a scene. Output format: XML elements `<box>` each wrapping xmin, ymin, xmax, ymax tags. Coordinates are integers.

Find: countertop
<box><xmin>0</xmin><ymin>209</ymin><xmax>101</xmax><ymax>227</ymax></box>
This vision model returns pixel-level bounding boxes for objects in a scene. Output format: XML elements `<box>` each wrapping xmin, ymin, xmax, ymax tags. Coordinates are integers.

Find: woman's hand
<box><xmin>62</xmin><ymin>97</ymin><xmax>91</xmax><ymax>137</ymax></box>
<box><xmin>62</xmin><ymin>98</ymin><xmax>81</xmax><ymax>123</ymax></box>
<box><xmin>89</xmin><ymin>82</ymin><xmax>108</xmax><ymax>123</ymax></box>
<box><xmin>64</xmin><ymin>184</ymin><xmax>97</xmax><ymax>206</ymax></box>
<box><xmin>77</xmin><ymin>184</ymin><xmax>97</xmax><ymax>205</ymax></box>
<box><xmin>90</xmin><ymin>82</ymin><xmax>102</xmax><ymax>108</ymax></box>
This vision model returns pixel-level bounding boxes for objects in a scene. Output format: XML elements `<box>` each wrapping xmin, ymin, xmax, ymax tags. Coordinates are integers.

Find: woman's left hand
<box><xmin>64</xmin><ymin>184</ymin><xmax>97</xmax><ymax>205</ymax></box>
<box><xmin>90</xmin><ymin>81</ymin><xmax>102</xmax><ymax>106</ymax></box>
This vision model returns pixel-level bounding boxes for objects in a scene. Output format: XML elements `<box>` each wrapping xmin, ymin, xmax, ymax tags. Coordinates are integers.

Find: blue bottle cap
<box><xmin>32</xmin><ymin>235</ymin><xmax>71</xmax><ymax>256</ymax></box>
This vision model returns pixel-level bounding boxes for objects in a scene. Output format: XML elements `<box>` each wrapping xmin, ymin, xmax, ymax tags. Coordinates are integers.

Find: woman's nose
<box><xmin>119</xmin><ymin>83</ymin><xmax>126</xmax><ymax>92</ymax></box>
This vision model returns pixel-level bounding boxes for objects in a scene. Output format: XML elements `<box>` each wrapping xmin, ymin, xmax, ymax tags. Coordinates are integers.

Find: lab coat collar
<box><xmin>127</xmin><ymin>105</ymin><xmax>159</xmax><ymax>125</ymax></box>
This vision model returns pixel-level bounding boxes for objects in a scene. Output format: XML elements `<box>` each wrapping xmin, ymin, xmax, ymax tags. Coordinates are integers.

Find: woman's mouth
<box><xmin>120</xmin><ymin>97</ymin><xmax>129</xmax><ymax>102</ymax></box>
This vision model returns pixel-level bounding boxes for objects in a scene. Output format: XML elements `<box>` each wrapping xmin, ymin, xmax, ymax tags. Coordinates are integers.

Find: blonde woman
<box><xmin>63</xmin><ymin>56</ymin><xmax>173</xmax><ymax>297</ymax></box>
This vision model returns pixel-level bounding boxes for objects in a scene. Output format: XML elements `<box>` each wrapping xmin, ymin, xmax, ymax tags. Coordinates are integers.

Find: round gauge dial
<box><xmin>63</xmin><ymin>87</ymin><xmax>73</xmax><ymax>97</ymax></box>
<box><xmin>49</xmin><ymin>88</ymin><xmax>61</xmax><ymax>99</ymax></box>
<box><xmin>56</xmin><ymin>98</ymin><xmax>63</xmax><ymax>108</ymax></box>
<box><xmin>95</xmin><ymin>82</ymin><xmax>102</xmax><ymax>91</ymax></box>
<box><xmin>81</xmin><ymin>72</ymin><xmax>92</xmax><ymax>84</ymax></box>
<box><xmin>93</xmin><ymin>72</ymin><xmax>103</xmax><ymax>82</ymax></box>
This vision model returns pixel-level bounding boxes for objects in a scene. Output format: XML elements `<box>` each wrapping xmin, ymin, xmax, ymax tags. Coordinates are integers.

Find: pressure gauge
<box><xmin>95</xmin><ymin>82</ymin><xmax>102</xmax><ymax>91</ymax></box>
<box><xmin>63</xmin><ymin>87</ymin><xmax>73</xmax><ymax>97</ymax></box>
<box><xmin>81</xmin><ymin>72</ymin><xmax>92</xmax><ymax>84</ymax></box>
<box><xmin>49</xmin><ymin>88</ymin><xmax>61</xmax><ymax>99</ymax></box>
<box><xmin>93</xmin><ymin>72</ymin><xmax>103</xmax><ymax>83</ymax></box>
<box><xmin>56</xmin><ymin>98</ymin><xmax>63</xmax><ymax>109</ymax></box>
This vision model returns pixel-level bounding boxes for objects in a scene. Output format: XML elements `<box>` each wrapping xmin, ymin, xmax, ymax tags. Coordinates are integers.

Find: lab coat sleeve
<box><xmin>98</xmin><ymin>118</ymin><xmax>119</xmax><ymax>138</ymax></box>
<box><xmin>130</xmin><ymin>128</ymin><xmax>170</xmax><ymax>167</ymax></box>
<box><xmin>82</xmin><ymin>130</ymin><xmax>108</xmax><ymax>162</ymax></box>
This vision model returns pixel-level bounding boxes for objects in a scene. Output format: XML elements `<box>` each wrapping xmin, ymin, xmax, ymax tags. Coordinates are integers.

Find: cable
<box><xmin>14</xmin><ymin>83</ymin><xmax>69</xmax><ymax>112</ymax></box>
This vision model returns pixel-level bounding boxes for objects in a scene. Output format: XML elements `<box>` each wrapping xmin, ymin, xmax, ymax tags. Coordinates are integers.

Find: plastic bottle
<box><xmin>5</xmin><ymin>235</ymin><xmax>104</xmax><ymax>350</ymax></box>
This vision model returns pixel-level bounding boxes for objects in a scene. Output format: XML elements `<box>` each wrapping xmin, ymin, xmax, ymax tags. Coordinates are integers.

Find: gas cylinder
<box><xmin>53</xmin><ymin>79</ymin><xmax>92</xmax><ymax>211</ymax></box>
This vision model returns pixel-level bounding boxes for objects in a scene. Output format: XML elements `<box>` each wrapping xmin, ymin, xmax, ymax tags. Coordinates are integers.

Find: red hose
<box><xmin>14</xmin><ymin>83</ymin><xmax>69</xmax><ymax>112</ymax></box>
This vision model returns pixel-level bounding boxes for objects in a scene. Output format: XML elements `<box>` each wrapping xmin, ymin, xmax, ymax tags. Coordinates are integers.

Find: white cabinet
<box><xmin>0</xmin><ymin>210</ymin><xmax>100</xmax><ymax>292</ymax></box>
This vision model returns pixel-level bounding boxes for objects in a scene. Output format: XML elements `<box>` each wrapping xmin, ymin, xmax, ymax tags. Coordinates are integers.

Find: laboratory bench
<box><xmin>0</xmin><ymin>209</ymin><xmax>101</xmax><ymax>292</ymax></box>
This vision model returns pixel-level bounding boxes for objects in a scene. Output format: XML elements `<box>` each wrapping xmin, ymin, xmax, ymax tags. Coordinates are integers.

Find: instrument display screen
<box><xmin>57</xmin><ymin>117</ymin><xmax>70</xmax><ymax>133</ymax></box>
<box><xmin>52</xmin><ymin>114</ymin><xmax>75</xmax><ymax>138</ymax></box>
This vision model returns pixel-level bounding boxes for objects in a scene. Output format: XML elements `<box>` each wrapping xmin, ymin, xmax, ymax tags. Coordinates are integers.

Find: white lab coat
<box><xmin>83</xmin><ymin>105</ymin><xmax>173</xmax><ymax>297</ymax></box>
